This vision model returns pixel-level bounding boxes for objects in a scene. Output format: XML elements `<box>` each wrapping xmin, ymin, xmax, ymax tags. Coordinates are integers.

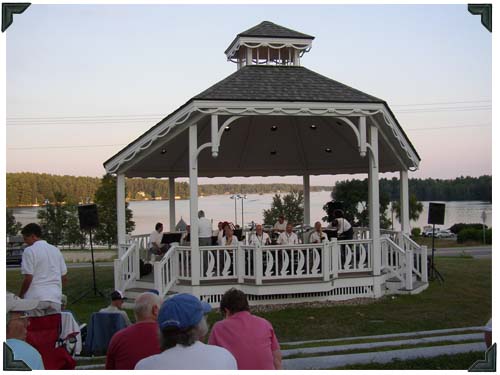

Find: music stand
<box><xmin>428</xmin><ymin>203</ymin><xmax>445</xmax><ymax>284</ymax></box>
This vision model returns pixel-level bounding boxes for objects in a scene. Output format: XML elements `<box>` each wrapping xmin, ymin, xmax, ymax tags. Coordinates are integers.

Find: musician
<box><xmin>310</xmin><ymin>221</ymin><xmax>327</xmax><ymax>243</ymax></box>
<box><xmin>333</xmin><ymin>210</ymin><xmax>353</xmax><ymax>240</ymax></box>
<box><xmin>249</xmin><ymin>224</ymin><xmax>271</xmax><ymax>246</ymax></box>
<box><xmin>273</xmin><ymin>215</ymin><xmax>287</xmax><ymax>233</ymax></box>
<box><xmin>221</xmin><ymin>223</ymin><xmax>239</xmax><ymax>246</ymax></box>
<box><xmin>277</xmin><ymin>223</ymin><xmax>299</xmax><ymax>245</ymax></box>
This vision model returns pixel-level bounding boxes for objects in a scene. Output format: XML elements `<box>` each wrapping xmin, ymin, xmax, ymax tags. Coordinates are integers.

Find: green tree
<box><xmin>6</xmin><ymin>209</ymin><xmax>22</xmax><ymax>236</ymax></box>
<box><xmin>392</xmin><ymin>194</ymin><xmax>424</xmax><ymax>224</ymax></box>
<box><xmin>64</xmin><ymin>205</ymin><xmax>87</xmax><ymax>248</ymax></box>
<box><xmin>263</xmin><ymin>191</ymin><xmax>304</xmax><ymax>226</ymax></box>
<box><xmin>94</xmin><ymin>174</ymin><xmax>135</xmax><ymax>248</ymax></box>
<box><xmin>37</xmin><ymin>192</ymin><xmax>72</xmax><ymax>246</ymax></box>
<box><xmin>329</xmin><ymin>179</ymin><xmax>391</xmax><ymax>229</ymax></box>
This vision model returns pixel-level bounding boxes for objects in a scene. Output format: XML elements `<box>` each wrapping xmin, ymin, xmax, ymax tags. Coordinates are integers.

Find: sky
<box><xmin>5</xmin><ymin>3</ymin><xmax>492</xmax><ymax>185</ymax></box>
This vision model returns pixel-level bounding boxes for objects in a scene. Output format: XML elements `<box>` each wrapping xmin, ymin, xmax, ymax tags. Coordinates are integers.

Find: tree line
<box><xmin>6</xmin><ymin>172</ymin><xmax>491</xmax><ymax>208</ymax></box>
<box><xmin>6</xmin><ymin>172</ymin><xmax>329</xmax><ymax>207</ymax></box>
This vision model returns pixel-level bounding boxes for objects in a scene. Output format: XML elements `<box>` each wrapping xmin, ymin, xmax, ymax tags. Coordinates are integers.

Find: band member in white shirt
<box><xmin>222</xmin><ymin>223</ymin><xmax>239</xmax><ymax>246</ymax></box>
<box><xmin>310</xmin><ymin>221</ymin><xmax>327</xmax><ymax>243</ymax></box>
<box><xmin>277</xmin><ymin>223</ymin><xmax>299</xmax><ymax>245</ymax></box>
<box><xmin>149</xmin><ymin>223</ymin><xmax>169</xmax><ymax>260</ymax></box>
<box><xmin>198</xmin><ymin>210</ymin><xmax>213</xmax><ymax>246</ymax></box>
<box><xmin>273</xmin><ymin>215</ymin><xmax>287</xmax><ymax>233</ymax></box>
<box><xmin>249</xmin><ymin>224</ymin><xmax>271</xmax><ymax>246</ymax></box>
<box><xmin>334</xmin><ymin>210</ymin><xmax>353</xmax><ymax>240</ymax></box>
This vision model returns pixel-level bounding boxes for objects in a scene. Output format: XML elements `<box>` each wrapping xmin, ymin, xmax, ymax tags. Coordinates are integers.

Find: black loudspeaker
<box><xmin>78</xmin><ymin>204</ymin><xmax>99</xmax><ymax>230</ymax></box>
<box><xmin>428</xmin><ymin>203</ymin><xmax>445</xmax><ymax>225</ymax></box>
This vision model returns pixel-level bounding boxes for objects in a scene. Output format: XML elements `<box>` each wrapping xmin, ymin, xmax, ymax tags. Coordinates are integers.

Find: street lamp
<box><xmin>230</xmin><ymin>195</ymin><xmax>238</xmax><ymax>225</ymax></box>
<box><xmin>481</xmin><ymin>210</ymin><xmax>487</xmax><ymax>244</ymax></box>
<box><xmin>238</xmin><ymin>194</ymin><xmax>247</xmax><ymax>229</ymax></box>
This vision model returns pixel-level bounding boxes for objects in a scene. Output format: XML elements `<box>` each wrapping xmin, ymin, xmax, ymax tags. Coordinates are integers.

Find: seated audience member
<box><xmin>135</xmin><ymin>294</ymin><xmax>237</xmax><ymax>370</ymax></box>
<box><xmin>106</xmin><ymin>292</ymin><xmax>162</xmax><ymax>370</ymax></box>
<box><xmin>310</xmin><ymin>221</ymin><xmax>327</xmax><ymax>243</ymax></box>
<box><xmin>277</xmin><ymin>223</ymin><xmax>299</xmax><ymax>245</ymax></box>
<box><xmin>209</xmin><ymin>289</ymin><xmax>282</xmax><ymax>370</ymax></box>
<box><xmin>249</xmin><ymin>224</ymin><xmax>270</xmax><ymax>246</ymax></box>
<box><xmin>180</xmin><ymin>225</ymin><xmax>191</xmax><ymax>246</ymax></box>
<box><xmin>221</xmin><ymin>223</ymin><xmax>239</xmax><ymax>246</ymax></box>
<box><xmin>149</xmin><ymin>223</ymin><xmax>169</xmax><ymax>259</ymax></box>
<box><xmin>333</xmin><ymin>210</ymin><xmax>353</xmax><ymax>240</ymax></box>
<box><xmin>99</xmin><ymin>290</ymin><xmax>131</xmax><ymax>326</ymax></box>
<box><xmin>273</xmin><ymin>215</ymin><xmax>287</xmax><ymax>233</ymax></box>
<box><xmin>6</xmin><ymin>292</ymin><xmax>45</xmax><ymax>370</ymax></box>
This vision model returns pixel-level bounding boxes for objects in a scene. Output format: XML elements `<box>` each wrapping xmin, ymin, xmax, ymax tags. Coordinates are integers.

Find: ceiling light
<box><xmin>325</xmin><ymin>148</ymin><xmax>332</xmax><ymax>153</ymax></box>
<box><xmin>270</xmin><ymin>150</ymin><xmax>277</xmax><ymax>155</ymax></box>
<box><xmin>271</xmin><ymin>125</ymin><xmax>278</xmax><ymax>131</ymax></box>
<box><xmin>310</xmin><ymin>124</ymin><xmax>317</xmax><ymax>130</ymax></box>
<box><xmin>225</xmin><ymin>126</ymin><xmax>231</xmax><ymax>132</ymax></box>
<box><xmin>161</xmin><ymin>149</ymin><xmax>167</xmax><ymax>154</ymax></box>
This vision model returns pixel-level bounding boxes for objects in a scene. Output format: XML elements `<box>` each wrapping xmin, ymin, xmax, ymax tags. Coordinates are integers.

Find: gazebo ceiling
<box><xmin>118</xmin><ymin>112</ymin><xmax>414</xmax><ymax>178</ymax></box>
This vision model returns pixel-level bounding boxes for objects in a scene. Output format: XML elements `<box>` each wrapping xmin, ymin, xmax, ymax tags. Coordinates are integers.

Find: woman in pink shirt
<box><xmin>208</xmin><ymin>289</ymin><xmax>282</xmax><ymax>370</ymax></box>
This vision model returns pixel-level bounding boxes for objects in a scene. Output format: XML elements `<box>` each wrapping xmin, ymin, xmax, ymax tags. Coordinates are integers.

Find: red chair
<box><xmin>26</xmin><ymin>314</ymin><xmax>76</xmax><ymax>370</ymax></box>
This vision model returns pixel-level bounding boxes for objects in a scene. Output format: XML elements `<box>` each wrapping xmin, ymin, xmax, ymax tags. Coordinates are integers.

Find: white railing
<box><xmin>353</xmin><ymin>227</ymin><xmax>370</xmax><ymax>239</ymax></box>
<box><xmin>177</xmin><ymin>246</ymin><xmax>192</xmax><ymax>280</ymax></box>
<box><xmin>200</xmin><ymin>246</ymin><xmax>238</xmax><ymax>280</ymax></box>
<box><xmin>259</xmin><ymin>244</ymin><xmax>326</xmax><ymax>280</ymax></box>
<box><xmin>114</xmin><ymin>242</ymin><xmax>140</xmax><ymax>292</ymax></box>
<box><xmin>154</xmin><ymin>244</ymin><xmax>178</xmax><ymax>297</ymax></box>
<box><xmin>400</xmin><ymin>233</ymin><xmax>428</xmax><ymax>284</ymax></box>
<box><xmin>130</xmin><ymin>233</ymin><xmax>150</xmax><ymax>260</ymax></box>
<box><xmin>381</xmin><ymin>236</ymin><xmax>406</xmax><ymax>283</ymax></box>
<box><xmin>336</xmin><ymin>239</ymin><xmax>373</xmax><ymax>274</ymax></box>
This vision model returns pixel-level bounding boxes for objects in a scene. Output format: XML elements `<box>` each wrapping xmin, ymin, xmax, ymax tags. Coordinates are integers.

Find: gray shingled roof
<box><xmin>239</xmin><ymin>21</ymin><xmax>314</xmax><ymax>39</ymax></box>
<box><xmin>194</xmin><ymin>65</ymin><xmax>384</xmax><ymax>103</ymax></box>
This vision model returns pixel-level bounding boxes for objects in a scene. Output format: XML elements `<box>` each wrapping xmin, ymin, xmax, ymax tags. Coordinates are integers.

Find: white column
<box><xmin>246</xmin><ymin>47</ymin><xmax>253</xmax><ymax>66</ymax></box>
<box><xmin>116</xmin><ymin>173</ymin><xmax>126</xmax><ymax>257</ymax></box>
<box><xmin>303</xmin><ymin>174</ymin><xmax>311</xmax><ymax>226</ymax></box>
<box><xmin>368</xmin><ymin>125</ymin><xmax>381</xmax><ymax>276</ymax></box>
<box><xmin>189</xmin><ymin>124</ymin><xmax>200</xmax><ymax>286</ymax></box>
<box><xmin>400</xmin><ymin>170</ymin><xmax>410</xmax><ymax>234</ymax></box>
<box><xmin>169</xmin><ymin>177</ymin><xmax>176</xmax><ymax>232</ymax></box>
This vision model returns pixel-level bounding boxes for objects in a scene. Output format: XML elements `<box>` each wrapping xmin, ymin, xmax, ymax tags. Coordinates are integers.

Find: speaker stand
<box><xmin>72</xmin><ymin>229</ymin><xmax>106</xmax><ymax>304</ymax></box>
<box><xmin>429</xmin><ymin>224</ymin><xmax>445</xmax><ymax>284</ymax></box>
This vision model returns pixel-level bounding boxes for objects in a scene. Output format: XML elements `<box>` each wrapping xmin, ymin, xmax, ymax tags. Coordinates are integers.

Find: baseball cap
<box><xmin>110</xmin><ymin>290</ymin><xmax>127</xmax><ymax>301</ymax></box>
<box><xmin>158</xmin><ymin>293</ymin><xmax>211</xmax><ymax>330</ymax></box>
<box><xmin>6</xmin><ymin>292</ymin><xmax>39</xmax><ymax>313</ymax></box>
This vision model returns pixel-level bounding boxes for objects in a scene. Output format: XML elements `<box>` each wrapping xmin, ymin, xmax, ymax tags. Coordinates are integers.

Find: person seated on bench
<box><xmin>310</xmin><ymin>222</ymin><xmax>327</xmax><ymax>243</ymax></box>
<box><xmin>99</xmin><ymin>290</ymin><xmax>131</xmax><ymax>326</ymax></box>
<box><xmin>149</xmin><ymin>223</ymin><xmax>169</xmax><ymax>260</ymax></box>
<box><xmin>249</xmin><ymin>224</ymin><xmax>270</xmax><ymax>246</ymax></box>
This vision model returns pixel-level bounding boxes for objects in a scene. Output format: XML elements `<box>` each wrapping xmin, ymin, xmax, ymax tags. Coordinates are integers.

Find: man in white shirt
<box><xmin>249</xmin><ymin>224</ymin><xmax>270</xmax><ymax>246</ymax></box>
<box><xmin>277</xmin><ymin>223</ymin><xmax>299</xmax><ymax>245</ymax></box>
<box><xmin>273</xmin><ymin>216</ymin><xmax>287</xmax><ymax>233</ymax></box>
<box><xmin>198</xmin><ymin>211</ymin><xmax>212</xmax><ymax>246</ymax></box>
<box><xmin>149</xmin><ymin>223</ymin><xmax>168</xmax><ymax>258</ymax></box>
<box><xmin>310</xmin><ymin>221</ymin><xmax>327</xmax><ymax>243</ymax></box>
<box><xmin>19</xmin><ymin>223</ymin><xmax>67</xmax><ymax>316</ymax></box>
<box><xmin>135</xmin><ymin>293</ymin><xmax>237</xmax><ymax>370</ymax></box>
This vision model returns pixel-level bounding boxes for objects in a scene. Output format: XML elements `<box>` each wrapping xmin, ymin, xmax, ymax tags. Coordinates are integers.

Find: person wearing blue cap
<box><xmin>135</xmin><ymin>293</ymin><xmax>237</xmax><ymax>370</ymax></box>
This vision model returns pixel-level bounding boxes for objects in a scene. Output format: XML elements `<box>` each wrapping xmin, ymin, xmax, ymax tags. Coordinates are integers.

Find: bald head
<box><xmin>134</xmin><ymin>292</ymin><xmax>161</xmax><ymax>321</ymax></box>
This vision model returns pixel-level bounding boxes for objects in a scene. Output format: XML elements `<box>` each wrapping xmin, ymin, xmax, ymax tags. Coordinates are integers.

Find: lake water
<box><xmin>12</xmin><ymin>192</ymin><xmax>492</xmax><ymax>235</ymax></box>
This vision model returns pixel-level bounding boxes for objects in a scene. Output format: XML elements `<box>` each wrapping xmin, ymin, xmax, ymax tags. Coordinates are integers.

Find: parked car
<box><xmin>6</xmin><ymin>235</ymin><xmax>25</xmax><ymax>265</ymax></box>
<box><xmin>435</xmin><ymin>229</ymin><xmax>455</xmax><ymax>239</ymax></box>
<box><xmin>422</xmin><ymin>228</ymin><xmax>440</xmax><ymax>237</ymax></box>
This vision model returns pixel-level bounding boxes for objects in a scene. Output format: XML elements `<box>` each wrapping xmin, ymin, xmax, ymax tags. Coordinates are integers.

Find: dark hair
<box><xmin>160</xmin><ymin>326</ymin><xmax>197</xmax><ymax>350</ymax></box>
<box><xmin>220</xmin><ymin>288</ymin><xmax>249</xmax><ymax>315</ymax></box>
<box><xmin>155</xmin><ymin>222</ymin><xmax>163</xmax><ymax>231</ymax></box>
<box><xmin>333</xmin><ymin>209</ymin><xmax>344</xmax><ymax>219</ymax></box>
<box><xmin>21</xmin><ymin>223</ymin><xmax>42</xmax><ymax>238</ymax></box>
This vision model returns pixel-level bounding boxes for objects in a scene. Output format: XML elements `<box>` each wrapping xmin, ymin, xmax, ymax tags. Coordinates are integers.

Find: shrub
<box><xmin>450</xmin><ymin>223</ymin><xmax>486</xmax><ymax>234</ymax></box>
<box><xmin>411</xmin><ymin>227</ymin><xmax>421</xmax><ymax>238</ymax></box>
<box><xmin>457</xmin><ymin>228</ymin><xmax>491</xmax><ymax>244</ymax></box>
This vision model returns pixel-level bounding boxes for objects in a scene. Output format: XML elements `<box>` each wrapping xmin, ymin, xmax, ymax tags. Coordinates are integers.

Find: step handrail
<box><xmin>114</xmin><ymin>241</ymin><xmax>139</xmax><ymax>292</ymax></box>
<box><xmin>153</xmin><ymin>244</ymin><xmax>178</xmax><ymax>298</ymax></box>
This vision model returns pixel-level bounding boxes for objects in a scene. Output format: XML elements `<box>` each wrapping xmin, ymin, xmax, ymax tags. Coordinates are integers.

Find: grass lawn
<box><xmin>6</xmin><ymin>258</ymin><xmax>491</xmax><ymax>343</ymax></box>
<box><xmin>413</xmin><ymin>237</ymin><xmax>487</xmax><ymax>248</ymax></box>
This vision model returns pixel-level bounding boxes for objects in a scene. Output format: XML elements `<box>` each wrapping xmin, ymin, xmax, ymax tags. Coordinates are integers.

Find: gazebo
<box><xmin>104</xmin><ymin>21</ymin><xmax>428</xmax><ymax>306</ymax></box>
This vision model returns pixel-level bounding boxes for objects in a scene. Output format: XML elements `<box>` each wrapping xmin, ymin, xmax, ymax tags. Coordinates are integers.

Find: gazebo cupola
<box><xmin>225</xmin><ymin>21</ymin><xmax>315</xmax><ymax>69</ymax></box>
